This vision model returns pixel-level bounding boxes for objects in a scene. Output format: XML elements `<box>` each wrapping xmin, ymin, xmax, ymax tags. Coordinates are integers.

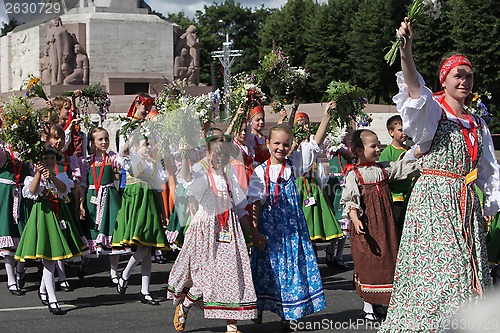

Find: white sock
<box><xmin>42</xmin><ymin>260</ymin><xmax>57</xmax><ymax>303</ymax></box>
<box><xmin>226</xmin><ymin>320</ymin><xmax>238</xmax><ymax>332</ymax></box>
<box><xmin>363</xmin><ymin>301</ymin><xmax>374</xmax><ymax>314</ymax></box>
<box><xmin>140</xmin><ymin>248</ymin><xmax>152</xmax><ymax>295</ymax></box>
<box><xmin>4</xmin><ymin>255</ymin><xmax>17</xmax><ymax>288</ymax></box>
<box><xmin>56</xmin><ymin>260</ymin><xmax>67</xmax><ymax>282</ymax></box>
<box><xmin>122</xmin><ymin>246</ymin><xmax>149</xmax><ymax>280</ymax></box>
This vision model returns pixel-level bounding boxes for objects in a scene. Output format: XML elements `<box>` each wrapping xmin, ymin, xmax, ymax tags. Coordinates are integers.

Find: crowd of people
<box><xmin>1</xmin><ymin>17</ymin><xmax>500</xmax><ymax>333</ymax></box>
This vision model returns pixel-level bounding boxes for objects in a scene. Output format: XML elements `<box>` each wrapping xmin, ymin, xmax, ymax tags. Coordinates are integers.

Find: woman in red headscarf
<box><xmin>379</xmin><ymin>18</ymin><xmax>500</xmax><ymax>332</ymax></box>
<box><xmin>245</xmin><ymin>105</ymin><xmax>270</xmax><ymax>164</ymax></box>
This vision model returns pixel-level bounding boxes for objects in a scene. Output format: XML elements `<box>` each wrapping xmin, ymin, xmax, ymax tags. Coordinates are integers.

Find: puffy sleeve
<box><xmin>70</xmin><ymin>155</ymin><xmax>88</xmax><ymax>187</ymax></box>
<box><xmin>477</xmin><ymin>119</ymin><xmax>500</xmax><ymax>216</ymax></box>
<box><xmin>383</xmin><ymin>159</ymin><xmax>421</xmax><ymax>181</ymax></box>
<box><xmin>247</xmin><ymin>164</ymin><xmax>267</xmax><ymax>205</ymax></box>
<box><xmin>108</xmin><ymin>151</ymin><xmax>123</xmax><ymax>170</ymax></box>
<box><xmin>178</xmin><ymin>162</ymin><xmax>210</xmax><ymax>201</ymax></box>
<box><xmin>55</xmin><ymin>172</ymin><xmax>74</xmax><ymax>196</ymax></box>
<box><xmin>340</xmin><ymin>171</ymin><xmax>362</xmax><ymax>218</ymax></box>
<box><xmin>393</xmin><ymin>71</ymin><xmax>442</xmax><ymax>153</ymax></box>
<box><xmin>289</xmin><ymin>138</ymin><xmax>321</xmax><ymax>177</ymax></box>
<box><xmin>228</xmin><ymin>166</ymin><xmax>249</xmax><ymax>219</ymax></box>
<box><xmin>22</xmin><ymin>176</ymin><xmax>42</xmax><ymax>199</ymax></box>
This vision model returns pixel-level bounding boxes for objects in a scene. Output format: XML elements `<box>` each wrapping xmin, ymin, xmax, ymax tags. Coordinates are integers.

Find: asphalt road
<box><xmin>0</xmin><ymin>242</ymin><xmax>379</xmax><ymax>333</ymax></box>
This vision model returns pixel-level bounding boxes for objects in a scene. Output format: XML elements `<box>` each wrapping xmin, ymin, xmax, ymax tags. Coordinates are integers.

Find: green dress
<box><xmin>0</xmin><ymin>150</ymin><xmax>33</xmax><ymax>255</ymax></box>
<box><xmin>296</xmin><ymin>159</ymin><xmax>343</xmax><ymax>242</ymax></box>
<box><xmin>326</xmin><ymin>148</ymin><xmax>352</xmax><ymax>232</ymax></box>
<box><xmin>15</xmin><ymin>173</ymin><xmax>86</xmax><ymax>261</ymax></box>
<box><xmin>86</xmin><ymin>152</ymin><xmax>122</xmax><ymax>255</ymax></box>
<box><xmin>112</xmin><ymin>171</ymin><xmax>168</xmax><ymax>250</ymax></box>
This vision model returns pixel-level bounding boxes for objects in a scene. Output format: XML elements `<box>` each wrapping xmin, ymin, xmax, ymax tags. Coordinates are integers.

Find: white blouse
<box><xmin>177</xmin><ymin>158</ymin><xmax>248</xmax><ymax>219</ymax></box>
<box><xmin>22</xmin><ymin>172</ymin><xmax>74</xmax><ymax>200</ymax></box>
<box><xmin>341</xmin><ymin>160</ymin><xmax>420</xmax><ymax>218</ymax></box>
<box><xmin>393</xmin><ymin>71</ymin><xmax>500</xmax><ymax>215</ymax></box>
<box><xmin>247</xmin><ymin>139</ymin><xmax>321</xmax><ymax>205</ymax></box>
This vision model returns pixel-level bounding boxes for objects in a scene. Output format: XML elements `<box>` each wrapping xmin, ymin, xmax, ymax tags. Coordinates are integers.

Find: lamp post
<box><xmin>211</xmin><ymin>24</ymin><xmax>242</xmax><ymax>122</ymax></box>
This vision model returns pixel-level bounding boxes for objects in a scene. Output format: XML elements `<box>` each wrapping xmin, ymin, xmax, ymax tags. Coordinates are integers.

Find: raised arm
<box><xmin>398</xmin><ymin>17</ymin><xmax>420</xmax><ymax>98</ymax></box>
<box><xmin>313</xmin><ymin>101</ymin><xmax>333</xmax><ymax>146</ymax></box>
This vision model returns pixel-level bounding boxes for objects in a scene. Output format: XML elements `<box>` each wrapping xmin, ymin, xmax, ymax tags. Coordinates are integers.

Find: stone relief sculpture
<box><xmin>42</xmin><ymin>17</ymin><xmax>89</xmax><ymax>85</ymax></box>
<box><xmin>63</xmin><ymin>44</ymin><xmax>89</xmax><ymax>84</ymax></box>
<box><xmin>174</xmin><ymin>25</ymin><xmax>200</xmax><ymax>86</ymax></box>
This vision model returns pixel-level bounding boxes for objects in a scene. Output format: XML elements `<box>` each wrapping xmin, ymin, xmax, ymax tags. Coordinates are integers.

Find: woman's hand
<box><xmin>397</xmin><ymin>17</ymin><xmax>413</xmax><ymax>49</ymax></box>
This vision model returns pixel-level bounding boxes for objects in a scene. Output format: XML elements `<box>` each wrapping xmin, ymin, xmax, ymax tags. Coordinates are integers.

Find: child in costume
<box><xmin>82</xmin><ymin>127</ymin><xmax>123</xmax><ymax>285</ymax></box>
<box><xmin>378</xmin><ymin>115</ymin><xmax>413</xmax><ymax>236</ymax></box>
<box><xmin>246</xmin><ymin>105</ymin><xmax>270</xmax><ymax>164</ymax></box>
<box><xmin>247</xmin><ymin>103</ymin><xmax>333</xmax><ymax>330</ymax></box>
<box><xmin>15</xmin><ymin>146</ymin><xmax>87</xmax><ymax>315</ymax></box>
<box><xmin>0</xmin><ymin>144</ymin><xmax>33</xmax><ymax>296</ymax></box>
<box><xmin>341</xmin><ymin>129</ymin><xmax>419</xmax><ymax>322</ymax></box>
<box><xmin>324</xmin><ymin>144</ymin><xmax>352</xmax><ymax>269</ymax></box>
<box><xmin>167</xmin><ymin>133</ymin><xmax>259</xmax><ymax>333</ymax></box>
<box><xmin>293</xmin><ymin>112</ymin><xmax>344</xmax><ymax>255</ymax></box>
<box><xmin>113</xmin><ymin>134</ymin><xmax>169</xmax><ymax>306</ymax></box>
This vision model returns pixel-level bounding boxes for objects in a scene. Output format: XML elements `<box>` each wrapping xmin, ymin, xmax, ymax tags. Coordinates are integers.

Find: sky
<box><xmin>0</xmin><ymin>0</ymin><xmax>292</xmax><ymax>25</ymax></box>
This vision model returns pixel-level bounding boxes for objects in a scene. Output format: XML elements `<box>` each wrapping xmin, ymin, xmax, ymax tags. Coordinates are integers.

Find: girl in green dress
<box><xmin>15</xmin><ymin>147</ymin><xmax>86</xmax><ymax>314</ymax></box>
<box><xmin>113</xmin><ymin>135</ymin><xmax>169</xmax><ymax>305</ymax></box>
<box><xmin>0</xmin><ymin>144</ymin><xmax>32</xmax><ymax>296</ymax></box>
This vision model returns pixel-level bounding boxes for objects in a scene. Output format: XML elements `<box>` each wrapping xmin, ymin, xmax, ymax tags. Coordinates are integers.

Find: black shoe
<box><xmin>16</xmin><ymin>268</ymin><xmax>26</xmax><ymax>289</ymax></box>
<box><xmin>8</xmin><ymin>284</ymin><xmax>25</xmax><ymax>296</ymax></box>
<box><xmin>280</xmin><ymin>319</ymin><xmax>299</xmax><ymax>331</ymax></box>
<box><xmin>140</xmin><ymin>292</ymin><xmax>160</xmax><ymax>306</ymax></box>
<box><xmin>59</xmin><ymin>280</ymin><xmax>73</xmax><ymax>292</ymax></box>
<box><xmin>334</xmin><ymin>259</ymin><xmax>349</xmax><ymax>270</ymax></box>
<box><xmin>38</xmin><ymin>291</ymin><xmax>49</xmax><ymax>305</ymax></box>
<box><xmin>359</xmin><ymin>311</ymin><xmax>381</xmax><ymax>322</ymax></box>
<box><xmin>116</xmin><ymin>276</ymin><xmax>129</xmax><ymax>295</ymax></box>
<box><xmin>77</xmin><ymin>262</ymin><xmax>86</xmax><ymax>280</ymax></box>
<box><xmin>48</xmin><ymin>302</ymin><xmax>66</xmax><ymax>315</ymax></box>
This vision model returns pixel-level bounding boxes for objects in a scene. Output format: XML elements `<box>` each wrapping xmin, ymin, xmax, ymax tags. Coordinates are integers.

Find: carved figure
<box><xmin>174</xmin><ymin>47</ymin><xmax>193</xmax><ymax>82</ymax></box>
<box><xmin>176</xmin><ymin>25</ymin><xmax>200</xmax><ymax>86</ymax></box>
<box><xmin>46</xmin><ymin>17</ymin><xmax>75</xmax><ymax>85</ymax></box>
<box><xmin>63</xmin><ymin>44</ymin><xmax>89</xmax><ymax>85</ymax></box>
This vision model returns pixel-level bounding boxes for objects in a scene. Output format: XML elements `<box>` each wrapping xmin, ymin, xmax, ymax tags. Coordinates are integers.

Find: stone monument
<box><xmin>0</xmin><ymin>0</ymin><xmax>176</xmax><ymax>96</ymax></box>
<box><xmin>174</xmin><ymin>25</ymin><xmax>200</xmax><ymax>86</ymax></box>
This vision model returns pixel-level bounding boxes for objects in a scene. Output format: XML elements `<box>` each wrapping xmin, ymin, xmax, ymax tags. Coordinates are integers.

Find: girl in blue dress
<box><xmin>247</xmin><ymin>103</ymin><xmax>333</xmax><ymax>330</ymax></box>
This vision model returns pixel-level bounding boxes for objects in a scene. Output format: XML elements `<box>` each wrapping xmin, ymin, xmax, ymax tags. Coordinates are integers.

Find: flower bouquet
<box><xmin>224</xmin><ymin>72</ymin><xmax>265</xmax><ymax>134</ymax></box>
<box><xmin>61</xmin><ymin>83</ymin><xmax>111</xmax><ymax>128</ymax></box>
<box><xmin>0</xmin><ymin>94</ymin><xmax>46</xmax><ymax>162</ymax></box>
<box><xmin>465</xmin><ymin>91</ymin><xmax>492</xmax><ymax>123</ymax></box>
<box><xmin>155</xmin><ymin>79</ymin><xmax>187</xmax><ymax>114</ymax></box>
<box><xmin>384</xmin><ymin>0</ymin><xmax>442</xmax><ymax>66</ymax></box>
<box><xmin>323</xmin><ymin>119</ymin><xmax>348</xmax><ymax>159</ymax></box>
<box><xmin>256</xmin><ymin>48</ymin><xmax>308</xmax><ymax>114</ymax></box>
<box><xmin>23</xmin><ymin>74</ymin><xmax>49</xmax><ymax>101</ymax></box>
<box><xmin>325</xmin><ymin>81</ymin><xmax>370</xmax><ymax>128</ymax></box>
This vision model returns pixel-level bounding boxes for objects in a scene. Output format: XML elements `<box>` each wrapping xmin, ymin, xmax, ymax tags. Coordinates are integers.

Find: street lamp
<box><xmin>211</xmin><ymin>21</ymin><xmax>242</xmax><ymax>122</ymax></box>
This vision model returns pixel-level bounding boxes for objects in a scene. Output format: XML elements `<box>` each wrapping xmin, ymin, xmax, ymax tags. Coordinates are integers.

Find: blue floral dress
<box><xmin>249</xmin><ymin>159</ymin><xmax>326</xmax><ymax>320</ymax></box>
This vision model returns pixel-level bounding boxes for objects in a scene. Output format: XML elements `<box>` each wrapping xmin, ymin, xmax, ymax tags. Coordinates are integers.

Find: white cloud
<box><xmin>146</xmin><ymin>0</ymin><xmax>289</xmax><ymax>18</ymax></box>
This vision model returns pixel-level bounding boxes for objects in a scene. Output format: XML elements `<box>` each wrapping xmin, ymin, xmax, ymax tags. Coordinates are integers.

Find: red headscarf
<box><xmin>127</xmin><ymin>95</ymin><xmax>155</xmax><ymax>118</ymax></box>
<box><xmin>249</xmin><ymin>105</ymin><xmax>264</xmax><ymax>119</ymax></box>
<box><xmin>434</xmin><ymin>54</ymin><xmax>473</xmax><ymax>104</ymax></box>
<box><xmin>438</xmin><ymin>54</ymin><xmax>472</xmax><ymax>85</ymax></box>
<box><xmin>294</xmin><ymin>112</ymin><xmax>310</xmax><ymax>124</ymax></box>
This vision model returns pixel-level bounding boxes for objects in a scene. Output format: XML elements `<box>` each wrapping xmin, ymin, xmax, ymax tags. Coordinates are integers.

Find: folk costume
<box><xmin>166</xmin><ymin>158</ymin><xmax>257</xmax><ymax>320</ymax></box>
<box><xmin>247</xmin><ymin>140</ymin><xmax>326</xmax><ymax>321</ymax></box>
<box><xmin>381</xmin><ymin>57</ymin><xmax>500</xmax><ymax>332</ymax></box>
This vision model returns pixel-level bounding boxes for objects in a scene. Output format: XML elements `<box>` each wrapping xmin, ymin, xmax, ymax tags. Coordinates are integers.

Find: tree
<box><xmin>1</xmin><ymin>18</ymin><xmax>19</xmax><ymax>37</ymax></box>
<box><xmin>304</xmin><ymin>0</ymin><xmax>360</xmax><ymax>102</ymax></box>
<box><xmin>258</xmin><ymin>0</ymin><xmax>318</xmax><ymax>67</ymax></box>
